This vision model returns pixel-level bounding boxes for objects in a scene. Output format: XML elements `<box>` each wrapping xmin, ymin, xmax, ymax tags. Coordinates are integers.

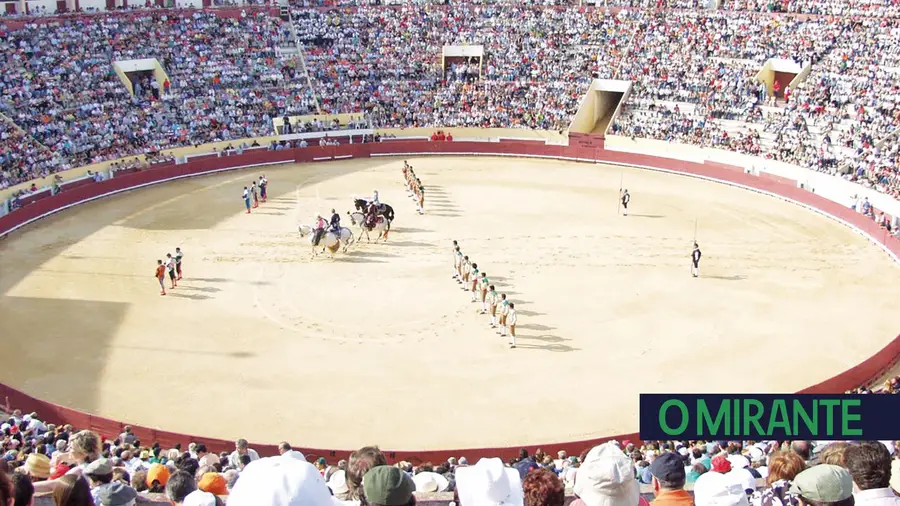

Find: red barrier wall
<box><xmin>1</xmin><ymin>140</ymin><xmax>899</xmax><ymax>464</ymax></box>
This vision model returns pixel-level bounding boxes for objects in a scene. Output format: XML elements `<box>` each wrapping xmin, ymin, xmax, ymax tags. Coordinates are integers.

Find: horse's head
<box><xmin>353</xmin><ymin>199</ymin><xmax>366</xmax><ymax>211</ymax></box>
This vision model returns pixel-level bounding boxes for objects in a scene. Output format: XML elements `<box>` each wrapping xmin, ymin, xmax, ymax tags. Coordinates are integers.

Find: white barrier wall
<box><xmin>605</xmin><ymin>135</ymin><xmax>900</xmax><ymax>217</ymax></box>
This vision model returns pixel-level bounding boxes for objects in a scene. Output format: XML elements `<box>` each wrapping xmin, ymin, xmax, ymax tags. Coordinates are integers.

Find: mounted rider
<box><xmin>365</xmin><ymin>201</ymin><xmax>379</xmax><ymax>230</ymax></box>
<box><xmin>312</xmin><ymin>213</ymin><xmax>328</xmax><ymax>246</ymax></box>
<box><xmin>329</xmin><ymin>208</ymin><xmax>341</xmax><ymax>234</ymax></box>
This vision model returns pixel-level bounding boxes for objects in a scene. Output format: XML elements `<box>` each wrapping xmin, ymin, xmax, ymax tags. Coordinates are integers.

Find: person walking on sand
<box><xmin>155</xmin><ymin>260</ymin><xmax>166</xmax><ymax>296</ymax></box>
<box><xmin>488</xmin><ymin>285</ymin><xmax>499</xmax><ymax>328</ymax></box>
<box><xmin>499</xmin><ymin>293</ymin><xmax>509</xmax><ymax>336</ymax></box>
<box><xmin>507</xmin><ymin>303</ymin><xmax>517</xmax><ymax>348</ymax></box>
<box><xmin>165</xmin><ymin>253</ymin><xmax>178</xmax><ymax>289</ymax></box>
<box><xmin>174</xmin><ymin>247</ymin><xmax>184</xmax><ymax>281</ymax></box>
<box><xmin>242</xmin><ymin>186</ymin><xmax>251</xmax><ymax>214</ymax></box>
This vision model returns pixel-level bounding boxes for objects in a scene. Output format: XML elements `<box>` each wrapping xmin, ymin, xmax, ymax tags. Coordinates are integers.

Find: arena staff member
<box><xmin>691</xmin><ymin>243</ymin><xmax>702</xmax><ymax>278</ymax></box>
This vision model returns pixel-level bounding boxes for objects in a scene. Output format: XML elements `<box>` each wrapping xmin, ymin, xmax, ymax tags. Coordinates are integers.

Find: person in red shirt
<box><xmin>446</xmin><ymin>133</ymin><xmax>453</xmax><ymax>142</ymax></box>
<box><xmin>155</xmin><ymin>260</ymin><xmax>166</xmax><ymax>296</ymax></box>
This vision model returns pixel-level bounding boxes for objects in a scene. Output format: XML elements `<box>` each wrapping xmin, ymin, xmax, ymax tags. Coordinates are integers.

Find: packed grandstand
<box><xmin>0</xmin><ymin>0</ymin><xmax>899</xmax><ymax>204</ymax></box>
<box><xmin>2</xmin><ymin>0</ymin><xmax>900</xmax><ymax>504</ymax></box>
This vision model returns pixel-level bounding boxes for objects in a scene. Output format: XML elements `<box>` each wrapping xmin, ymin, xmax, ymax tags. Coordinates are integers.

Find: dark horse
<box><xmin>354</xmin><ymin>199</ymin><xmax>395</xmax><ymax>228</ymax></box>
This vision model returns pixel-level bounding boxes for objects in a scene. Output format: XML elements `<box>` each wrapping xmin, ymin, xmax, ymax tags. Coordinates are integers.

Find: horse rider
<box><xmin>313</xmin><ymin>213</ymin><xmax>327</xmax><ymax>246</ymax></box>
<box><xmin>329</xmin><ymin>208</ymin><xmax>341</xmax><ymax>234</ymax></box>
<box><xmin>371</xmin><ymin>189</ymin><xmax>380</xmax><ymax>207</ymax></box>
<box><xmin>365</xmin><ymin>201</ymin><xmax>378</xmax><ymax>230</ymax></box>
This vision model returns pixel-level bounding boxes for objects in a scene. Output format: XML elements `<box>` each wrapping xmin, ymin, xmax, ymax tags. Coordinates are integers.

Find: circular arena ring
<box><xmin>1</xmin><ymin>139</ymin><xmax>899</xmax><ymax>463</ymax></box>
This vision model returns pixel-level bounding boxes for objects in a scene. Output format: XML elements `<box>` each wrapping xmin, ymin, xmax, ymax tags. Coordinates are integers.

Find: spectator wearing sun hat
<box><xmin>412</xmin><ymin>471</ymin><xmax>449</xmax><ymax>494</ymax></box>
<box><xmin>456</xmin><ymin>457</ymin><xmax>524</xmax><ymax>506</ymax></box>
<box><xmin>23</xmin><ymin>453</ymin><xmax>51</xmax><ymax>481</ymax></box>
<box><xmin>573</xmin><ymin>442</ymin><xmax>647</xmax><ymax>506</ymax></box>
<box><xmin>649</xmin><ymin>452</ymin><xmax>693</xmax><ymax>506</ymax></box>
<box><xmin>694</xmin><ymin>470</ymin><xmax>750</xmax><ymax>506</ymax></box>
<box><xmin>228</xmin><ymin>455</ymin><xmax>341</xmax><ymax>506</ymax></box>
<box><xmin>364</xmin><ymin>465</ymin><xmax>415</xmax><ymax>506</ymax></box>
<box><xmin>789</xmin><ymin>465</ymin><xmax>854</xmax><ymax>506</ymax></box>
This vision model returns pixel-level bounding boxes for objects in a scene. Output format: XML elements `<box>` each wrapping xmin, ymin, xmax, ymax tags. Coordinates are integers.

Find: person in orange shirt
<box><xmin>155</xmin><ymin>260</ymin><xmax>166</xmax><ymax>296</ymax></box>
<box><xmin>649</xmin><ymin>452</ymin><xmax>694</xmax><ymax>506</ymax></box>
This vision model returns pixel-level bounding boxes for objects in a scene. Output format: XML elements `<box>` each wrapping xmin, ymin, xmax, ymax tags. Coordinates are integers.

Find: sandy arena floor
<box><xmin>1</xmin><ymin>156</ymin><xmax>899</xmax><ymax>451</ymax></box>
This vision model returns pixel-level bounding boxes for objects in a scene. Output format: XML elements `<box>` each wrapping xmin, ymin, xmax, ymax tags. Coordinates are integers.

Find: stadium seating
<box><xmin>1</xmin><ymin>5</ymin><xmax>900</xmax><ymax>199</ymax></box>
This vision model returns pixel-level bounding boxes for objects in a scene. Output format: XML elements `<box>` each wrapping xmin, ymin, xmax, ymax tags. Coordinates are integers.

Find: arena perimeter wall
<box><xmin>1</xmin><ymin>140</ymin><xmax>899</xmax><ymax>463</ymax></box>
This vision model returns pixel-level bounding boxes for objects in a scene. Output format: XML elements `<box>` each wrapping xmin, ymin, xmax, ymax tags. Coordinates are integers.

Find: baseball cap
<box><xmin>198</xmin><ymin>472</ymin><xmax>228</xmax><ymax>496</ymax></box>
<box><xmin>789</xmin><ymin>465</ymin><xmax>853</xmax><ymax>502</ymax></box>
<box><xmin>146</xmin><ymin>463</ymin><xmax>170</xmax><ymax>487</ymax></box>
<box><xmin>650</xmin><ymin>452</ymin><xmax>686</xmax><ymax>483</ymax></box>
<box><xmin>711</xmin><ymin>456</ymin><xmax>732</xmax><ymax>473</ymax></box>
<box><xmin>84</xmin><ymin>458</ymin><xmax>113</xmax><ymax>476</ymax></box>
<box><xmin>363</xmin><ymin>466</ymin><xmax>415</xmax><ymax>506</ymax></box>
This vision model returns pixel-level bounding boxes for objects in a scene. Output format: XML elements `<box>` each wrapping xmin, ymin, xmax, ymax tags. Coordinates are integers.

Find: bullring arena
<box><xmin>3</xmin><ymin>2</ymin><xmax>900</xmax><ymax>485</ymax></box>
<box><xmin>2</xmin><ymin>143</ymin><xmax>900</xmax><ymax>457</ymax></box>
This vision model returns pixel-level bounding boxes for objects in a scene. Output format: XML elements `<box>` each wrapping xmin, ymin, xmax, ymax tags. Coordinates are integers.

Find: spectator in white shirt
<box><xmin>228</xmin><ymin>439</ymin><xmax>260</xmax><ymax>469</ymax></box>
<box><xmin>118</xmin><ymin>426</ymin><xmax>136</xmax><ymax>446</ymax></box>
<box><xmin>844</xmin><ymin>442</ymin><xmax>900</xmax><ymax>506</ymax></box>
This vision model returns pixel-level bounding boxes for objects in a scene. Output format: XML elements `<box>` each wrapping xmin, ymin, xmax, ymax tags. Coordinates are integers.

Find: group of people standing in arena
<box><xmin>402</xmin><ymin>161</ymin><xmax>425</xmax><ymax>214</ymax></box>
<box><xmin>241</xmin><ymin>175</ymin><xmax>269</xmax><ymax>214</ymax></box>
<box><xmin>452</xmin><ymin>240</ymin><xmax>518</xmax><ymax>348</ymax></box>
<box><xmin>154</xmin><ymin>248</ymin><xmax>184</xmax><ymax>296</ymax></box>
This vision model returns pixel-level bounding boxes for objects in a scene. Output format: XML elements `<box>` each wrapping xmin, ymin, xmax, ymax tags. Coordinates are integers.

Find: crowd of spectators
<box><xmin>0</xmin><ymin>8</ymin><xmax>313</xmax><ymax>187</ymax></box>
<box><xmin>2</xmin><ymin>405</ymin><xmax>900</xmax><ymax>506</ymax></box>
<box><xmin>3</xmin><ymin>2</ymin><xmax>900</xmax><ymax>204</ymax></box>
<box><xmin>292</xmin><ymin>5</ymin><xmax>620</xmax><ymax>129</ymax></box>
<box><xmin>0</xmin><ymin>118</ymin><xmax>61</xmax><ymax>190</ymax></box>
<box><xmin>723</xmin><ymin>0</ymin><xmax>900</xmax><ymax>17</ymax></box>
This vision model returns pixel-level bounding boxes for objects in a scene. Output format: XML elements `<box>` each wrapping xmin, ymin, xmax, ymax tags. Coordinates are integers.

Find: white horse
<box><xmin>298</xmin><ymin>225</ymin><xmax>355</xmax><ymax>255</ymax></box>
<box><xmin>348</xmin><ymin>211</ymin><xmax>389</xmax><ymax>242</ymax></box>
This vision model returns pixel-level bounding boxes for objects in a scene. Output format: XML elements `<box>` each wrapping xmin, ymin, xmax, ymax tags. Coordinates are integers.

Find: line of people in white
<box><xmin>452</xmin><ymin>240</ymin><xmax>518</xmax><ymax>349</ymax></box>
